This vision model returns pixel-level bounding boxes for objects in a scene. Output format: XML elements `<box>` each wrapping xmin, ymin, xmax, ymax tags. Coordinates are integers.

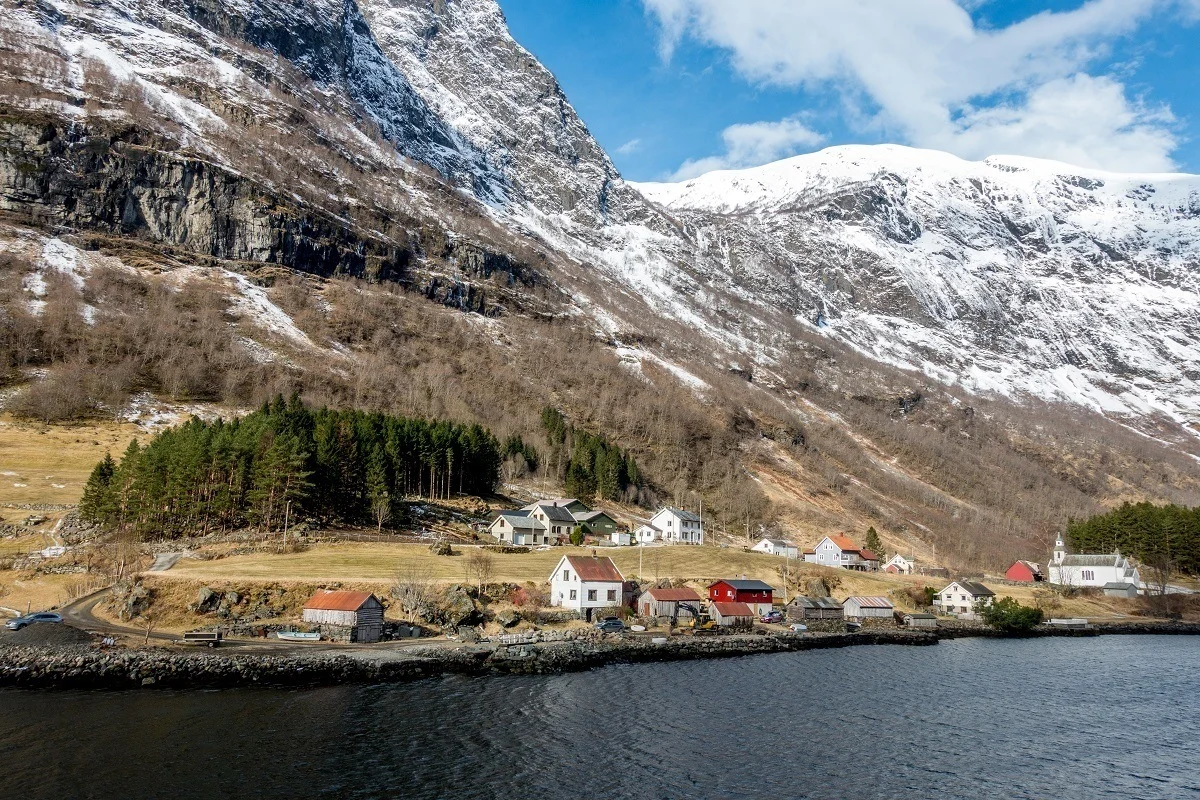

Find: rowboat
<box><xmin>276</xmin><ymin>631</ymin><xmax>321</xmax><ymax>642</ymax></box>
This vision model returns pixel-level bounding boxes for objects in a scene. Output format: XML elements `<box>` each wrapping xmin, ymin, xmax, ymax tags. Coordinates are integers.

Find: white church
<box><xmin>1048</xmin><ymin>534</ymin><xmax>1141</xmax><ymax>592</ymax></box>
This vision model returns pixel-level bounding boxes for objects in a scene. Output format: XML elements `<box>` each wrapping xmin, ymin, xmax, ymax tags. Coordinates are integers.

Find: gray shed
<box><xmin>302</xmin><ymin>590</ymin><xmax>385</xmax><ymax>643</ymax></box>
<box><xmin>787</xmin><ymin>596</ymin><xmax>844</xmax><ymax>621</ymax></box>
<box><xmin>899</xmin><ymin>612</ymin><xmax>938</xmax><ymax>629</ymax></box>
<box><xmin>1102</xmin><ymin>582</ymin><xmax>1139</xmax><ymax>599</ymax></box>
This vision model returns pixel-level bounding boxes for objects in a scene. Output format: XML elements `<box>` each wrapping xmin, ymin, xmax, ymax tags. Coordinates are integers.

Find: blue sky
<box><xmin>499</xmin><ymin>0</ymin><xmax>1200</xmax><ymax>182</ymax></box>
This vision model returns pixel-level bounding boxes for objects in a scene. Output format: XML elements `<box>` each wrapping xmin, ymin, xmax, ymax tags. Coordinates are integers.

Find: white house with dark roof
<box><xmin>526</xmin><ymin>503</ymin><xmax>576</xmax><ymax>543</ymax></box>
<box><xmin>933</xmin><ymin>581</ymin><xmax>995</xmax><ymax>620</ymax></box>
<box><xmin>1048</xmin><ymin>534</ymin><xmax>1141</xmax><ymax>591</ymax></box>
<box><xmin>488</xmin><ymin>512</ymin><xmax>549</xmax><ymax>546</ymax></box>
<box><xmin>640</xmin><ymin>507</ymin><xmax>704</xmax><ymax>545</ymax></box>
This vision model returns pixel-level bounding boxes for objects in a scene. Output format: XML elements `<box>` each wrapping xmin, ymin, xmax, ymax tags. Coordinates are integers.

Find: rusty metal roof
<box><xmin>303</xmin><ymin>590</ymin><xmax>377</xmax><ymax>611</ymax></box>
<box><xmin>644</xmin><ymin>587</ymin><xmax>702</xmax><ymax>602</ymax></box>
<box><xmin>564</xmin><ymin>555</ymin><xmax>624</xmax><ymax>582</ymax></box>
<box><xmin>711</xmin><ymin>601</ymin><xmax>755</xmax><ymax>617</ymax></box>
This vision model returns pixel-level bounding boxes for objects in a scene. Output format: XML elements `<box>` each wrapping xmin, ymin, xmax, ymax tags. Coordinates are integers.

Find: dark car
<box><xmin>760</xmin><ymin>609</ymin><xmax>784</xmax><ymax>624</ymax></box>
<box><xmin>594</xmin><ymin>617</ymin><xmax>627</xmax><ymax>633</ymax></box>
<box><xmin>5</xmin><ymin>612</ymin><xmax>63</xmax><ymax>631</ymax></box>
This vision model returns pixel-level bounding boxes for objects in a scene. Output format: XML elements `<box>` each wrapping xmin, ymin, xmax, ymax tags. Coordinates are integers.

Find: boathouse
<box><xmin>302</xmin><ymin>590</ymin><xmax>385</xmax><ymax>643</ymax></box>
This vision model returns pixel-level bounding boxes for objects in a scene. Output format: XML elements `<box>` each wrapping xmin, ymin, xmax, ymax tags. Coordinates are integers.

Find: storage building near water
<box><xmin>302</xmin><ymin>590</ymin><xmax>385</xmax><ymax>643</ymax></box>
<box><xmin>842</xmin><ymin>596</ymin><xmax>894</xmax><ymax>619</ymax></box>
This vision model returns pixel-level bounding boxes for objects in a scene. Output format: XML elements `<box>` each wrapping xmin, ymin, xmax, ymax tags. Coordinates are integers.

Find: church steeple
<box><xmin>1053</xmin><ymin>533</ymin><xmax>1067</xmax><ymax>565</ymax></box>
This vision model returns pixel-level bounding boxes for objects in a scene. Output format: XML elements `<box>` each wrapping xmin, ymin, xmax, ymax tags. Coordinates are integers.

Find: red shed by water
<box><xmin>1005</xmin><ymin>560</ymin><xmax>1043</xmax><ymax>583</ymax></box>
<box><xmin>708</xmin><ymin>579</ymin><xmax>774</xmax><ymax>615</ymax></box>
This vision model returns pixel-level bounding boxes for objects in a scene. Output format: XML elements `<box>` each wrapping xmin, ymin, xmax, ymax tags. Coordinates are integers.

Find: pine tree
<box><xmin>865</xmin><ymin>526</ymin><xmax>883</xmax><ymax>554</ymax></box>
<box><xmin>367</xmin><ymin>446</ymin><xmax>391</xmax><ymax>532</ymax></box>
<box><xmin>79</xmin><ymin>452</ymin><xmax>117</xmax><ymax>526</ymax></box>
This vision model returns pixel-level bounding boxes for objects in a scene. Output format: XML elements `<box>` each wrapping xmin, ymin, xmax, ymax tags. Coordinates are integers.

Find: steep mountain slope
<box><xmin>1</xmin><ymin>0</ymin><xmax>1198</xmax><ymax>571</ymax></box>
<box><xmin>636</xmin><ymin>146</ymin><xmax>1200</xmax><ymax>436</ymax></box>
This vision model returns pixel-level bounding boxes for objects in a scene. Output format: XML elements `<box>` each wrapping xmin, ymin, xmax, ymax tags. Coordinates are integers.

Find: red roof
<box><xmin>645</xmin><ymin>587</ymin><xmax>702</xmax><ymax>602</ymax></box>
<box><xmin>303</xmin><ymin>590</ymin><xmax>376</xmax><ymax>611</ymax></box>
<box><xmin>859</xmin><ymin>549</ymin><xmax>879</xmax><ymax>562</ymax></box>
<box><xmin>564</xmin><ymin>555</ymin><xmax>624</xmax><ymax>582</ymax></box>
<box><xmin>711</xmin><ymin>601</ymin><xmax>755</xmax><ymax>617</ymax></box>
<box><xmin>829</xmin><ymin>534</ymin><xmax>861</xmax><ymax>552</ymax></box>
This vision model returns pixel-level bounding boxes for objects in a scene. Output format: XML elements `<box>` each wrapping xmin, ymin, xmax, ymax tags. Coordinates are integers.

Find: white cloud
<box><xmin>670</xmin><ymin>117</ymin><xmax>824</xmax><ymax>180</ymax></box>
<box><xmin>615</xmin><ymin>138</ymin><xmax>643</xmax><ymax>156</ymax></box>
<box><xmin>646</xmin><ymin>0</ymin><xmax>1186</xmax><ymax>174</ymax></box>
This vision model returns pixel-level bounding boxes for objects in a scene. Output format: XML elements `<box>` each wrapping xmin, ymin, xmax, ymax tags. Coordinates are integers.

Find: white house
<box><xmin>488</xmin><ymin>513</ymin><xmax>548</xmax><ymax>546</ymax></box>
<box><xmin>638</xmin><ymin>507</ymin><xmax>704</xmax><ymax>545</ymax></box>
<box><xmin>933</xmin><ymin>581</ymin><xmax>995</xmax><ymax>620</ymax></box>
<box><xmin>842</xmin><ymin>596</ymin><xmax>894</xmax><ymax>619</ymax></box>
<box><xmin>883</xmin><ymin>554</ymin><xmax>914</xmax><ymax>575</ymax></box>
<box><xmin>1048</xmin><ymin>534</ymin><xmax>1141</xmax><ymax>591</ymax></box>
<box><xmin>548</xmin><ymin>554</ymin><xmax>626</xmax><ymax>617</ymax></box>
<box><xmin>526</xmin><ymin>503</ymin><xmax>576</xmax><ymax>543</ymax></box>
<box><xmin>803</xmin><ymin>535</ymin><xmax>880</xmax><ymax>571</ymax></box>
<box><xmin>751</xmin><ymin>538</ymin><xmax>800</xmax><ymax>559</ymax></box>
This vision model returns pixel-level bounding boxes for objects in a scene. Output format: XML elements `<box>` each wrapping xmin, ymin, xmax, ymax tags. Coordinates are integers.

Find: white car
<box><xmin>788</xmin><ymin>623</ymin><xmax>808</xmax><ymax>633</ymax></box>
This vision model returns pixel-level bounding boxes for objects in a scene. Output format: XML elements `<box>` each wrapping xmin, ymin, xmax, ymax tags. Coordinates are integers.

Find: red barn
<box><xmin>1005</xmin><ymin>560</ymin><xmax>1043</xmax><ymax>583</ymax></box>
<box><xmin>708</xmin><ymin>579</ymin><xmax>774</xmax><ymax>615</ymax></box>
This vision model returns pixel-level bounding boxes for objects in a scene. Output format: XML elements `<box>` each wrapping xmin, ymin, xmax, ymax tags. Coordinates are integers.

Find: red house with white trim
<box><xmin>708</xmin><ymin>579</ymin><xmax>774</xmax><ymax>615</ymax></box>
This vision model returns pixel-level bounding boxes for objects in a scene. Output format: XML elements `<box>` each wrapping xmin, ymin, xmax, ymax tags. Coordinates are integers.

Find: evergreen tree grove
<box><xmin>78</xmin><ymin>396</ymin><xmax>510</xmax><ymax>539</ymax></box>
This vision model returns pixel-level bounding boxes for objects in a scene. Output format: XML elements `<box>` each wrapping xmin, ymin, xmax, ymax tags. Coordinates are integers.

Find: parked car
<box><xmin>594</xmin><ymin>617</ymin><xmax>627</xmax><ymax>633</ymax></box>
<box><xmin>788</xmin><ymin>623</ymin><xmax>808</xmax><ymax>633</ymax></box>
<box><xmin>5</xmin><ymin>612</ymin><xmax>63</xmax><ymax>631</ymax></box>
<box><xmin>760</xmin><ymin>609</ymin><xmax>784</xmax><ymax>624</ymax></box>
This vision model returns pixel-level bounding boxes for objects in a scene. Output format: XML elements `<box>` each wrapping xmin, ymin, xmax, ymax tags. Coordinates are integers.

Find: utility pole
<box><xmin>283</xmin><ymin>500</ymin><xmax>291</xmax><ymax>541</ymax></box>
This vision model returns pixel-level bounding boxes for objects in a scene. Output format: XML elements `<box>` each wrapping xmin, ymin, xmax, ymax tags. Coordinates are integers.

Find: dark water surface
<box><xmin>1</xmin><ymin>636</ymin><xmax>1198</xmax><ymax>799</ymax></box>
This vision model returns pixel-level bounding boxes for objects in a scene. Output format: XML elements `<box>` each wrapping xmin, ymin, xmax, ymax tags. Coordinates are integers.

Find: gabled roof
<box><xmin>845</xmin><ymin>596</ymin><xmax>893</xmax><ymax>609</ymax></box>
<box><xmin>790</xmin><ymin>596</ymin><xmax>843</xmax><ymax>610</ymax></box>
<box><xmin>658</xmin><ymin>506</ymin><xmax>701</xmax><ymax>522</ymax></box>
<box><xmin>527</xmin><ymin>503</ymin><xmax>576</xmax><ymax>523</ymax></box>
<box><xmin>524</xmin><ymin>498</ymin><xmax>585</xmax><ymax>511</ymax></box>
<box><xmin>1010</xmin><ymin>560</ymin><xmax>1042</xmax><ymax>573</ymax></box>
<box><xmin>1060</xmin><ymin>554</ymin><xmax>1123</xmax><ymax>567</ymax></box>
<box><xmin>574</xmin><ymin>510</ymin><xmax>615</xmax><ymax>523</ymax></box>
<box><xmin>710</xmin><ymin>601</ymin><xmax>755</xmax><ymax>617</ymax></box>
<box><xmin>559</xmin><ymin>555</ymin><xmax>624</xmax><ymax>583</ymax></box>
<box><xmin>859</xmin><ymin>549</ymin><xmax>880</xmax><ymax>562</ymax></box>
<box><xmin>828</xmin><ymin>534</ymin><xmax>862</xmax><ymax>552</ymax></box>
<box><xmin>644</xmin><ymin>587</ymin><xmax>703</xmax><ymax>602</ymax></box>
<box><xmin>712</xmin><ymin>579</ymin><xmax>774</xmax><ymax>592</ymax></box>
<box><xmin>493</xmin><ymin>513</ymin><xmax>545</xmax><ymax>531</ymax></box>
<box><xmin>1102</xmin><ymin>581</ymin><xmax>1137</xmax><ymax>590</ymax></box>
<box><xmin>304</xmin><ymin>590</ymin><xmax>377</xmax><ymax>612</ymax></box>
<box><xmin>944</xmin><ymin>580</ymin><xmax>994</xmax><ymax>597</ymax></box>
<box><xmin>758</xmin><ymin>538</ymin><xmax>794</xmax><ymax>548</ymax></box>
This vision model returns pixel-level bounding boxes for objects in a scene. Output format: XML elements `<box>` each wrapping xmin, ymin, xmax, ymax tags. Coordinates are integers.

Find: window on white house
<box><xmin>570</xmin><ymin>590</ymin><xmax>577</xmax><ymax>600</ymax></box>
<box><xmin>607</xmin><ymin>590</ymin><xmax>616</xmax><ymax>601</ymax></box>
<box><xmin>562</xmin><ymin>570</ymin><xmax>569</xmax><ymax>581</ymax></box>
<box><xmin>587</xmin><ymin>590</ymin><xmax>597</xmax><ymax>601</ymax></box>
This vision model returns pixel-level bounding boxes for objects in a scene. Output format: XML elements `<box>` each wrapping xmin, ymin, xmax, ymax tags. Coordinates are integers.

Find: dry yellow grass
<box><xmin>0</xmin><ymin>415</ymin><xmax>144</xmax><ymax>505</ymax></box>
<box><xmin>0</xmin><ymin>571</ymin><xmax>80</xmax><ymax>614</ymax></box>
<box><xmin>163</xmin><ymin>543</ymin><xmax>794</xmax><ymax>586</ymax></box>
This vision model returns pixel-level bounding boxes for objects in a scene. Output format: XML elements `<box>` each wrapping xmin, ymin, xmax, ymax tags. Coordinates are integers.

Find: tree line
<box><xmin>541</xmin><ymin>407</ymin><xmax>643</xmax><ymax>503</ymax></box>
<box><xmin>80</xmin><ymin>395</ymin><xmax>520</xmax><ymax>538</ymax></box>
<box><xmin>1067</xmin><ymin>501</ymin><xmax>1200</xmax><ymax>575</ymax></box>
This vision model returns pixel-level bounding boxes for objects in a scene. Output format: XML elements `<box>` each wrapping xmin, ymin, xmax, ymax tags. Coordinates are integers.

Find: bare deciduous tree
<box><xmin>391</xmin><ymin>566</ymin><xmax>435</xmax><ymax>621</ymax></box>
<box><xmin>465</xmin><ymin>549</ymin><xmax>495</xmax><ymax>597</ymax></box>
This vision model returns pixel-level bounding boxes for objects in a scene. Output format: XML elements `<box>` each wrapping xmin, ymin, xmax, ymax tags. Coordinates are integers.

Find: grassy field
<box><xmin>0</xmin><ymin>415</ymin><xmax>144</xmax><ymax>505</ymax></box>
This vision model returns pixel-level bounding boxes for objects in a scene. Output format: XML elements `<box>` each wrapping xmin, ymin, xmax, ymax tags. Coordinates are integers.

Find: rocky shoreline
<box><xmin>2</xmin><ymin>622</ymin><xmax>1198</xmax><ymax>690</ymax></box>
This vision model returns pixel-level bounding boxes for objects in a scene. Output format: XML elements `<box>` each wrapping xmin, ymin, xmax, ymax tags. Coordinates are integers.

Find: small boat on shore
<box><xmin>276</xmin><ymin>631</ymin><xmax>321</xmax><ymax>642</ymax></box>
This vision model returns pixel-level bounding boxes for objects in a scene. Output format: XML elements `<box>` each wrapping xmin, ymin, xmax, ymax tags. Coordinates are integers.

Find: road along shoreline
<box><xmin>2</xmin><ymin>622</ymin><xmax>1198</xmax><ymax>690</ymax></box>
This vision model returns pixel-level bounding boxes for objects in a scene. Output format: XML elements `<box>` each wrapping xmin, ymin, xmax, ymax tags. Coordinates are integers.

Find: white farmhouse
<box><xmin>882</xmin><ymin>554</ymin><xmax>914</xmax><ymax>575</ymax></box>
<box><xmin>751</xmin><ymin>538</ymin><xmax>800</xmax><ymax>559</ymax></box>
<box><xmin>803</xmin><ymin>535</ymin><xmax>880</xmax><ymax>571</ymax></box>
<box><xmin>489</xmin><ymin>512</ymin><xmax>548</xmax><ymax>546</ymax></box>
<box><xmin>549</xmin><ymin>554</ymin><xmax>626</xmax><ymax>617</ymax></box>
<box><xmin>635</xmin><ymin>508</ymin><xmax>704</xmax><ymax>545</ymax></box>
<box><xmin>1048</xmin><ymin>534</ymin><xmax>1141</xmax><ymax>591</ymax></box>
<box><xmin>933</xmin><ymin>581</ymin><xmax>995</xmax><ymax>620</ymax></box>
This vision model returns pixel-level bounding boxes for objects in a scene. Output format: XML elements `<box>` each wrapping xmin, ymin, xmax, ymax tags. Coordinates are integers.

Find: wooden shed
<box><xmin>710</xmin><ymin>601</ymin><xmax>756</xmax><ymax>627</ymax></box>
<box><xmin>638</xmin><ymin>587</ymin><xmax>703</xmax><ymax>619</ymax></box>
<box><xmin>787</xmin><ymin>596</ymin><xmax>844</xmax><ymax>621</ymax></box>
<box><xmin>843</xmin><ymin>596</ymin><xmax>894</xmax><ymax>619</ymax></box>
<box><xmin>897</xmin><ymin>612</ymin><xmax>938</xmax><ymax>629</ymax></box>
<box><xmin>302</xmin><ymin>591</ymin><xmax>385</xmax><ymax>643</ymax></box>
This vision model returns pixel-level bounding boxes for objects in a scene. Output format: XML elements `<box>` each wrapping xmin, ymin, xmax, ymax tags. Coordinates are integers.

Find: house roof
<box><xmin>644</xmin><ymin>587</ymin><xmax>703</xmax><ymax>602</ymax></box>
<box><xmin>303</xmin><ymin>590</ymin><xmax>376</xmax><ymax>612</ymax></box>
<box><xmin>1102</xmin><ymin>581</ymin><xmax>1137</xmax><ymax>590</ymax></box>
<box><xmin>759</xmin><ymin>538</ymin><xmax>794</xmax><ymax>548</ymax></box>
<box><xmin>905</xmin><ymin>613</ymin><xmax>937</xmax><ymax>620</ymax></box>
<box><xmin>711</xmin><ymin>601</ymin><xmax>755</xmax><ymax>617</ymax></box>
<box><xmin>945</xmin><ymin>580</ymin><xmax>995</xmax><ymax>597</ymax></box>
<box><xmin>845</xmin><ymin>596</ymin><xmax>893</xmax><ymax>609</ymax></box>
<box><xmin>574</xmin><ymin>510</ymin><xmax>614</xmax><ymax>523</ymax></box>
<box><xmin>1060</xmin><ymin>554</ymin><xmax>1123</xmax><ymax>567</ymax></box>
<box><xmin>1010</xmin><ymin>560</ymin><xmax>1042</xmax><ymax>573</ymax></box>
<box><xmin>712</xmin><ymin>579</ymin><xmax>774</xmax><ymax>592</ymax></box>
<box><xmin>528</xmin><ymin>504</ymin><xmax>576</xmax><ymax>523</ymax></box>
<box><xmin>828</xmin><ymin>534</ymin><xmax>862</xmax><ymax>552</ymax></box>
<box><xmin>790</xmin><ymin>596</ymin><xmax>843</xmax><ymax>610</ymax></box>
<box><xmin>660</xmin><ymin>506</ymin><xmax>701</xmax><ymax>523</ymax></box>
<box><xmin>859</xmin><ymin>549</ymin><xmax>880</xmax><ymax>562</ymax></box>
<box><xmin>493</xmin><ymin>513</ymin><xmax>544</xmax><ymax>531</ymax></box>
<box><xmin>562</xmin><ymin>555</ymin><xmax>624</xmax><ymax>583</ymax></box>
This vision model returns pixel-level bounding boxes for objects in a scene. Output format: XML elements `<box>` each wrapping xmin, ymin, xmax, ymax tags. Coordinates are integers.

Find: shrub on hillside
<box><xmin>979</xmin><ymin>597</ymin><xmax>1044</xmax><ymax>634</ymax></box>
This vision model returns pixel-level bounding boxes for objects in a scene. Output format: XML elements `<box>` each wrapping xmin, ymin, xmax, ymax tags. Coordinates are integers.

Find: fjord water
<box><xmin>1</xmin><ymin>637</ymin><xmax>1197</xmax><ymax>800</ymax></box>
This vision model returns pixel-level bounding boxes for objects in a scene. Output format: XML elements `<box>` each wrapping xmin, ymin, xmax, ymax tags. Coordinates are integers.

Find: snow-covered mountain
<box><xmin>3</xmin><ymin>0</ymin><xmax>1199</xmax><ymax>442</ymax></box>
<box><xmin>634</xmin><ymin>146</ymin><xmax>1200</xmax><ymax>432</ymax></box>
